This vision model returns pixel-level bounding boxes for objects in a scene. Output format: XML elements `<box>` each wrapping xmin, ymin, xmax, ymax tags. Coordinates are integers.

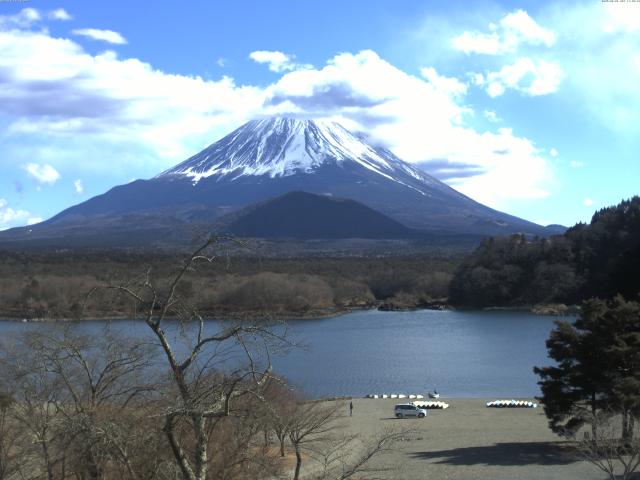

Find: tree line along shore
<box><xmin>1</xmin><ymin>197</ymin><xmax>638</xmax><ymax>321</ymax></box>
<box><xmin>0</xmin><ymin>253</ymin><xmax>458</xmax><ymax>321</ymax></box>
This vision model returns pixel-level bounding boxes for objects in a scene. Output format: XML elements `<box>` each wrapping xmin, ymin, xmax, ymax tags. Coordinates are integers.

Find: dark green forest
<box><xmin>450</xmin><ymin>197</ymin><xmax>640</xmax><ymax>308</ymax></box>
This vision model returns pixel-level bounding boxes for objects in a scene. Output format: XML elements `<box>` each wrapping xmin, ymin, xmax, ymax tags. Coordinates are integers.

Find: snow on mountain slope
<box><xmin>159</xmin><ymin>117</ymin><xmax>443</xmax><ymax>197</ymax></box>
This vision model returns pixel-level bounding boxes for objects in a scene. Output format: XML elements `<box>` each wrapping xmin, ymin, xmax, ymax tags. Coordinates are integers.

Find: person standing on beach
<box><xmin>349</xmin><ymin>401</ymin><xmax>353</xmax><ymax>416</ymax></box>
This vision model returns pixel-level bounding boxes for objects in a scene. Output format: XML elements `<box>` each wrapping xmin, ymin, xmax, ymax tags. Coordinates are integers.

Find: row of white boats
<box><xmin>365</xmin><ymin>393</ymin><xmax>450</xmax><ymax>409</ymax></box>
<box><xmin>413</xmin><ymin>401</ymin><xmax>450</xmax><ymax>409</ymax></box>
<box><xmin>486</xmin><ymin>399</ymin><xmax>538</xmax><ymax>408</ymax></box>
<box><xmin>365</xmin><ymin>394</ymin><xmax>537</xmax><ymax>409</ymax></box>
<box><xmin>366</xmin><ymin>393</ymin><xmax>423</xmax><ymax>399</ymax></box>
<box><xmin>365</xmin><ymin>393</ymin><xmax>440</xmax><ymax>400</ymax></box>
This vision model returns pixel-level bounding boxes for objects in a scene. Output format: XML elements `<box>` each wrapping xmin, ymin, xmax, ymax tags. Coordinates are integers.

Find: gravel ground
<box><xmin>338</xmin><ymin>398</ymin><xmax>605</xmax><ymax>480</ymax></box>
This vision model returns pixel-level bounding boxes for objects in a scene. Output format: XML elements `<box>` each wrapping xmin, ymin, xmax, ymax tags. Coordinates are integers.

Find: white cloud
<box><xmin>74</xmin><ymin>179</ymin><xmax>84</xmax><ymax>194</ymax></box>
<box><xmin>0</xmin><ymin>28</ymin><xmax>267</xmax><ymax>162</ymax></box>
<box><xmin>570</xmin><ymin>160</ymin><xmax>584</xmax><ymax>168</ymax></box>
<box><xmin>415</xmin><ymin>127</ymin><xmax>552</xmax><ymax>205</ymax></box>
<box><xmin>601</xmin><ymin>2</ymin><xmax>640</xmax><ymax>34</ymax></box>
<box><xmin>453</xmin><ymin>10</ymin><xmax>563</xmax><ymax>99</ymax></box>
<box><xmin>542</xmin><ymin>3</ymin><xmax>640</xmax><ymax>135</ymax></box>
<box><xmin>486</xmin><ymin>81</ymin><xmax>505</xmax><ymax>98</ymax></box>
<box><xmin>0</xmin><ymin>198</ymin><xmax>30</xmax><ymax>229</ymax></box>
<box><xmin>48</xmin><ymin>9</ymin><xmax>72</xmax><ymax>21</ymax></box>
<box><xmin>483</xmin><ymin>110</ymin><xmax>500</xmax><ymax>122</ymax></box>
<box><xmin>500</xmin><ymin>10</ymin><xmax>556</xmax><ymax>47</ymax></box>
<box><xmin>452</xmin><ymin>9</ymin><xmax>556</xmax><ymax>55</ymax></box>
<box><xmin>266</xmin><ymin>50</ymin><xmax>554</xmax><ymax>208</ymax></box>
<box><xmin>549</xmin><ymin>148</ymin><xmax>558</xmax><ymax>158</ymax></box>
<box><xmin>72</xmin><ymin>28</ymin><xmax>127</xmax><ymax>45</ymax></box>
<box><xmin>583</xmin><ymin>198</ymin><xmax>593</xmax><ymax>206</ymax></box>
<box><xmin>249</xmin><ymin>50</ymin><xmax>310</xmax><ymax>73</ymax></box>
<box><xmin>0</xmin><ymin>20</ymin><xmax>554</xmax><ymax>210</ymax></box>
<box><xmin>459</xmin><ymin>5</ymin><xmax>640</xmax><ymax>134</ymax></box>
<box><xmin>216</xmin><ymin>57</ymin><xmax>226</xmax><ymax>68</ymax></box>
<box><xmin>27</xmin><ymin>217</ymin><xmax>43</xmax><ymax>225</ymax></box>
<box><xmin>0</xmin><ymin>7</ymin><xmax>70</xmax><ymax>28</ymax></box>
<box><xmin>24</xmin><ymin>163</ymin><xmax>61</xmax><ymax>185</ymax></box>
<box><xmin>453</xmin><ymin>31</ymin><xmax>504</xmax><ymax>56</ymax></box>
<box><xmin>0</xmin><ymin>7</ymin><xmax>41</xmax><ymax>29</ymax></box>
<box><xmin>420</xmin><ymin>67</ymin><xmax>467</xmax><ymax>97</ymax></box>
<box><xmin>479</xmin><ymin>58</ymin><xmax>564</xmax><ymax>97</ymax></box>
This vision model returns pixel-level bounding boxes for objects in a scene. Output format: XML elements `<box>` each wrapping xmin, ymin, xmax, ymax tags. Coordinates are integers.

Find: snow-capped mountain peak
<box><xmin>1</xmin><ymin>117</ymin><xmax>552</xmax><ymax>247</ymax></box>
<box><xmin>159</xmin><ymin>117</ymin><xmax>435</xmax><ymax>192</ymax></box>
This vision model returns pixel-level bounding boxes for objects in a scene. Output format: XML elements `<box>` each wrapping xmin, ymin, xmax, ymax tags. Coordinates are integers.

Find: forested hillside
<box><xmin>449</xmin><ymin>197</ymin><xmax>640</xmax><ymax>307</ymax></box>
<box><xmin>0</xmin><ymin>252</ymin><xmax>458</xmax><ymax>320</ymax></box>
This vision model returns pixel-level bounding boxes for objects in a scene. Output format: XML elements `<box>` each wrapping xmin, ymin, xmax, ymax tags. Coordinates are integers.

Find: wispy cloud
<box><xmin>48</xmin><ymin>9</ymin><xmax>72</xmax><ymax>21</ymax></box>
<box><xmin>483</xmin><ymin>110</ymin><xmax>500</xmax><ymax>122</ymax></box>
<box><xmin>249</xmin><ymin>50</ymin><xmax>310</xmax><ymax>73</ymax></box>
<box><xmin>0</xmin><ymin>7</ymin><xmax>41</xmax><ymax>29</ymax></box>
<box><xmin>74</xmin><ymin>179</ymin><xmax>84</xmax><ymax>194</ymax></box>
<box><xmin>0</xmin><ymin>198</ymin><xmax>30</xmax><ymax>230</ymax></box>
<box><xmin>72</xmin><ymin>28</ymin><xmax>127</xmax><ymax>45</ymax></box>
<box><xmin>452</xmin><ymin>9</ymin><xmax>556</xmax><ymax>55</ymax></box>
<box><xmin>474</xmin><ymin>57</ymin><xmax>564</xmax><ymax>97</ymax></box>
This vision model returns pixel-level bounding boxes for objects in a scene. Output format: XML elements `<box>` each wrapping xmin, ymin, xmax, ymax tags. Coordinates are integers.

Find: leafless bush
<box><xmin>219</xmin><ymin>272</ymin><xmax>335</xmax><ymax>312</ymax></box>
<box><xmin>576</xmin><ymin>411</ymin><xmax>640</xmax><ymax>480</ymax></box>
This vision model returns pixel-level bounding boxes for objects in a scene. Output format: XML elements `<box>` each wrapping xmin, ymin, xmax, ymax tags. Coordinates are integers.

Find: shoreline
<box><xmin>0</xmin><ymin>302</ymin><xmax>577</xmax><ymax>323</ymax></box>
<box><xmin>0</xmin><ymin>306</ymin><xmax>362</xmax><ymax>323</ymax></box>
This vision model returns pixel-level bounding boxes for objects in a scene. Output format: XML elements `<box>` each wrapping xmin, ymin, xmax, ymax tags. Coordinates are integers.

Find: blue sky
<box><xmin>0</xmin><ymin>0</ymin><xmax>638</xmax><ymax>229</ymax></box>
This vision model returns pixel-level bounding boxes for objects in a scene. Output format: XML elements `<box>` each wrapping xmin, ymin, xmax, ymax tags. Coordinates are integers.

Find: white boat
<box><xmin>428</xmin><ymin>392</ymin><xmax>440</xmax><ymax>399</ymax></box>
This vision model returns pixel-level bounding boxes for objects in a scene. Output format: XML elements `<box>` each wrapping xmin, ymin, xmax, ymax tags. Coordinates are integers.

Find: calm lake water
<box><xmin>0</xmin><ymin>309</ymin><xmax>562</xmax><ymax>399</ymax></box>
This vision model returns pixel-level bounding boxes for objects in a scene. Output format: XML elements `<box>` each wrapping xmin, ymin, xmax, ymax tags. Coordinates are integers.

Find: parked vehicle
<box><xmin>394</xmin><ymin>403</ymin><xmax>427</xmax><ymax>418</ymax></box>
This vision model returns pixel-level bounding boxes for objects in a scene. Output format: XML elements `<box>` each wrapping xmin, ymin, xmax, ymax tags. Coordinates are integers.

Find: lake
<box><xmin>0</xmin><ymin>309</ymin><xmax>562</xmax><ymax>399</ymax></box>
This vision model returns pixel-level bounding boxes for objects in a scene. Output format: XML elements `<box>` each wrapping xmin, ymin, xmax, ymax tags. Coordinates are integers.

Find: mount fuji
<box><xmin>0</xmin><ymin>117</ymin><xmax>561</xmax><ymax>248</ymax></box>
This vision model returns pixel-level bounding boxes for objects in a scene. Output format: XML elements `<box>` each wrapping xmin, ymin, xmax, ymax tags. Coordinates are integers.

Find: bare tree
<box><xmin>308</xmin><ymin>428</ymin><xmax>409</xmax><ymax>480</ymax></box>
<box><xmin>288</xmin><ymin>401</ymin><xmax>345</xmax><ymax>480</ymax></box>
<box><xmin>286</xmin><ymin>399</ymin><xmax>409</xmax><ymax>480</ymax></box>
<box><xmin>261</xmin><ymin>377</ymin><xmax>298</xmax><ymax>457</ymax></box>
<box><xmin>204</xmin><ymin>406</ymin><xmax>284</xmax><ymax>480</ymax></box>
<box><xmin>576</xmin><ymin>410</ymin><xmax>640</xmax><ymax>480</ymax></box>
<box><xmin>1</xmin><ymin>337</ymin><xmax>68</xmax><ymax>480</ymax></box>
<box><xmin>25</xmin><ymin>327</ymin><xmax>158</xmax><ymax>480</ymax></box>
<box><xmin>85</xmin><ymin>236</ymin><xmax>291</xmax><ymax>480</ymax></box>
<box><xmin>0</xmin><ymin>392</ymin><xmax>24</xmax><ymax>480</ymax></box>
<box><xmin>0</xmin><ymin>325</ymin><xmax>163</xmax><ymax>480</ymax></box>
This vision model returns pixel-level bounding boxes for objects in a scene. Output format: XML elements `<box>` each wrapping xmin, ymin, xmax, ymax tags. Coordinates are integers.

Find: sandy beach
<box><xmin>335</xmin><ymin>398</ymin><xmax>603</xmax><ymax>480</ymax></box>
